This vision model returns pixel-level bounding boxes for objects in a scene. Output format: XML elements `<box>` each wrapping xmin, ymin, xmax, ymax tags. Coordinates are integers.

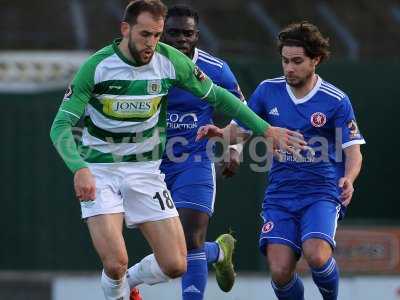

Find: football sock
<box><xmin>101</xmin><ymin>269</ymin><xmax>130</xmax><ymax>300</ymax></box>
<box><xmin>311</xmin><ymin>256</ymin><xmax>339</xmax><ymax>300</ymax></box>
<box><xmin>271</xmin><ymin>273</ymin><xmax>304</xmax><ymax>300</ymax></box>
<box><xmin>127</xmin><ymin>254</ymin><xmax>170</xmax><ymax>287</ymax></box>
<box><xmin>204</xmin><ymin>242</ymin><xmax>222</xmax><ymax>263</ymax></box>
<box><xmin>182</xmin><ymin>247</ymin><xmax>208</xmax><ymax>300</ymax></box>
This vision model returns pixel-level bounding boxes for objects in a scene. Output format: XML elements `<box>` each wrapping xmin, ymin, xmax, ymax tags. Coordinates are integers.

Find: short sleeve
<box><xmin>219</xmin><ymin>63</ymin><xmax>245</xmax><ymax>100</ymax></box>
<box><xmin>334</xmin><ymin>96</ymin><xmax>366</xmax><ymax>149</ymax></box>
<box><xmin>167</xmin><ymin>46</ymin><xmax>214</xmax><ymax>99</ymax></box>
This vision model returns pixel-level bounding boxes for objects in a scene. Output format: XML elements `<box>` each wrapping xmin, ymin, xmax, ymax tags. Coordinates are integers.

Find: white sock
<box><xmin>101</xmin><ymin>270</ymin><xmax>130</xmax><ymax>300</ymax></box>
<box><xmin>218</xmin><ymin>244</ymin><xmax>225</xmax><ymax>262</ymax></box>
<box><xmin>127</xmin><ymin>254</ymin><xmax>170</xmax><ymax>288</ymax></box>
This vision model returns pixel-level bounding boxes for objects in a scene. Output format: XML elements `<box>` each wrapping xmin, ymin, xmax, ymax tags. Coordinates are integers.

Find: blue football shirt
<box><xmin>161</xmin><ymin>48</ymin><xmax>243</xmax><ymax>171</ymax></box>
<box><xmin>245</xmin><ymin>76</ymin><xmax>365</xmax><ymax>208</ymax></box>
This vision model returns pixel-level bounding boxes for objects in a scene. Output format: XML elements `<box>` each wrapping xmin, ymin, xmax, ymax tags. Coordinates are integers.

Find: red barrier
<box><xmin>297</xmin><ymin>227</ymin><xmax>400</xmax><ymax>274</ymax></box>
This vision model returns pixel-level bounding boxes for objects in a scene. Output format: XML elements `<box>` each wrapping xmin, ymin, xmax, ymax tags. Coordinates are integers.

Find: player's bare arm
<box><xmin>196</xmin><ymin>123</ymin><xmax>306</xmax><ymax>152</ymax></box>
<box><xmin>339</xmin><ymin>144</ymin><xmax>363</xmax><ymax>206</ymax></box>
<box><xmin>196</xmin><ymin>123</ymin><xmax>247</xmax><ymax>143</ymax></box>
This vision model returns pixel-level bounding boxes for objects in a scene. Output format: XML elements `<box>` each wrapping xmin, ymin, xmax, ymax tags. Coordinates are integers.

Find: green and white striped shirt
<box><xmin>50</xmin><ymin>39</ymin><xmax>269</xmax><ymax>173</ymax></box>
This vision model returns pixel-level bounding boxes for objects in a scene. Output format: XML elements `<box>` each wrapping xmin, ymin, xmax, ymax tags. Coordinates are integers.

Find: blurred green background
<box><xmin>1</xmin><ymin>59</ymin><xmax>397</xmax><ymax>272</ymax></box>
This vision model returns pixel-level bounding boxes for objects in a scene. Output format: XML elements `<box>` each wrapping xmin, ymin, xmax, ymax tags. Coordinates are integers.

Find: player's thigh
<box><xmin>266</xmin><ymin>244</ymin><xmax>298</xmax><ymax>278</ymax></box>
<box><xmin>259</xmin><ymin>205</ymin><xmax>302</xmax><ymax>258</ymax></box>
<box><xmin>170</xmin><ymin>163</ymin><xmax>214</xmax><ymax>248</ymax></box>
<box><xmin>300</xmin><ymin>200</ymin><xmax>341</xmax><ymax>250</ymax></box>
<box><xmin>138</xmin><ymin>216</ymin><xmax>187</xmax><ymax>272</ymax></box>
<box><xmin>82</xmin><ymin>166</ymin><xmax>127</xmax><ymax>266</ymax></box>
<box><xmin>87</xmin><ymin>213</ymin><xmax>127</xmax><ymax>266</ymax></box>
<box><xmin>178</xmin><ymin>208</ymin><xmax>210</xmax><ymax>249</ymax></box>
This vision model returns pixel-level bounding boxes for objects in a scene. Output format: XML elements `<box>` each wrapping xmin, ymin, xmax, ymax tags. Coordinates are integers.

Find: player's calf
<box><xmin>127</xmin><ymin>254</ymin><xmax>172</xmax><ymax>287</ymax></box>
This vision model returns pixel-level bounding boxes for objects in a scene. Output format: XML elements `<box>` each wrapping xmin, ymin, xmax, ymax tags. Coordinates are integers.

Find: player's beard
<box><xmin>286</xmin><ymin>69</ymin><xmax>314</xmax><ymax>88</ymax></box>
<box><xmin>128</xmin><ymin>36</ymin><xmax>154</xmax><ymax>65</ymax></box>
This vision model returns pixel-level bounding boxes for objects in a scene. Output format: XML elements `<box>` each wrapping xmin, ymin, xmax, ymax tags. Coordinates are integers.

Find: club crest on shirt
<box><xmin>147</xmin><ymin>79</ymin><xmax>162</xmax><ymax>95</ymax></box>
<box><xmin>193</xmin><ymin>66</ymin><xmax>206</xmax><ymax>81</ymax></box>
<box><xmin>262</xmin><ymin>221</ymin><xmax>274</xmax><ymax>233</ymax></box>
<box><xmin>348</xmin><ymin>120</ymin><xmax>361</xmax><ymax>138</ymax></box>
<box><xmin>63</xmin><ymin>84</ymin><xmax>73</xmax><ymax>101</ymax></box>
<box><xmin>310</xmin><ymin>112</ymin><xmax>327</xmax><ymax>127</ymax></box>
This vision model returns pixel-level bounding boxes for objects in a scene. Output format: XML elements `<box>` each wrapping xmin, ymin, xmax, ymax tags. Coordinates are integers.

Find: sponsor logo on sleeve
<box><xmin>348</xmin><ymin>120</ymin><xmax>361</xmax><ymax>139</ymax></box>
<box><xmin>193</xmin><ymin>66</ymin><xmax>206</xmax><ymax>81</ymax></box>
<box><xmin>63</xmin><ymin>84</ymin><xmax>73</xmax><ymax>101</ymax></box>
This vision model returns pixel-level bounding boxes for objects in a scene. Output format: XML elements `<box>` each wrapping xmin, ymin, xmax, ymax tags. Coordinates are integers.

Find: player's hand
<box><xmin>221</xmin><ymin>147</ymin><xmax>241</xmax><ymax>178</ymax></box>
<box><xmin>196</xmin><ymin>125</ymin><xmax>223</xmax><ymax>141</ymax></box>
<box><xmin>338</xmin><ymin>177</ymin><xmax>354</xmax><ymax>206</ymax></box>
<box><xmin>74</xmin><ymin>168</ymin><xmax>96</xmax><ymax>201</ymax></box>
<box><xmin>264</xmin><ymin>126</ymin><xmax>307</xmax><ymax>153</ymax></box>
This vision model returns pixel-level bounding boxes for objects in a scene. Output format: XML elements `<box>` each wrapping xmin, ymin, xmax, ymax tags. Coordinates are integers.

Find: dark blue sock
<box><xmin>182</xmin><ymin>247</ymin><xmax>208</xmax><ymax>300</ymax></box>
<box><xmin>204</xmin><ymin>242</ymin><xmax>219</xmax><ymax>264</ymax></box>
<box><xmin>271</xmin><ymin>273</ymin><xmax>304</xmax><ymax>300</ymax></box>
<box><xmin>311</xmin><ymin>257</ymin><xmax>339</xmax><ymax>300</ymax></box>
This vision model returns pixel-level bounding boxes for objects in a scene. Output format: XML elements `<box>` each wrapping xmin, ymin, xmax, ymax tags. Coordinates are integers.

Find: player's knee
<box><xmin>103</xmin><ymin>256</ymin><xmax>128</xmax><ymax>279</ymax></box>
<box><xmin>161</xmin><ymin>255</ymin><xmax>187</xmax><ymax>278</ymax></box>
<box><xmin>269</xmin><ymin>264</ymin><xmax>295</xmax><ymax>286</ymax></box>
<box><xmin>303</xmin><ymin>240</ymin><xmax>332</xmax><ymax>268</ymax></box>
<box><xmin>182</xmin><ymin>224</ymin><xmax>207</xmax><ymax>250</ymax></box>
<box><xmin>304</xmin><ymin>252</ymin><xmax>331</xmax><ymax>269</ymax></box>
<box><xmin>185</xmin><ymin>233</ymin><xmax>205</xmax><ymax>250</ymax></box>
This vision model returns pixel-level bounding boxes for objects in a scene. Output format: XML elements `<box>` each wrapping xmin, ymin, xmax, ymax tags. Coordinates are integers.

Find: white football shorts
<box><xmin>80</xmin><ymin>160</ymin><xmax>178</xmax><ymax>228</ymax></box>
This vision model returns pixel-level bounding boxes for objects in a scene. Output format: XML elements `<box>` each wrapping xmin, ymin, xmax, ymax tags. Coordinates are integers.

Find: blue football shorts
<box><xmin>162</xmin><ymin>161</ymin><xmax>216</xmax><ymax>216</ymax></box>
<box><xmin>259</xmin><ymin>199</ymin><xmax>341</xmax><ymax>257</ymax></box>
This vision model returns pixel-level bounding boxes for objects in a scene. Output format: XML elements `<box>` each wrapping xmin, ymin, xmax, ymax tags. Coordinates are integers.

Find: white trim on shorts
<box><xmin>211</xmin><ymin>162</ymin><xmax>216</xmax><ymax>213</ymax></box>
<box><xmin>260</xmin><ymin>236</ymin><xmax>302</xmax><ymax>251</ymax></box>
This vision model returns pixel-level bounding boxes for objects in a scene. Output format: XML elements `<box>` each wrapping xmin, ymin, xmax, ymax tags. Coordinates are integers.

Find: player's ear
<box><xmin>313</xmin><ymin>56</ymin><xmax>321</xmax><ymax>67</ymax></box>
<box><xmin>121</xmin><ymin>22</ymin><xmax>131</xmax><ymax>38</ymax></box>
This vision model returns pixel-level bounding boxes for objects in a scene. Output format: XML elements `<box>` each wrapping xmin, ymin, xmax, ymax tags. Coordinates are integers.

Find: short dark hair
<box><xmin>166</xmin><ymin>5</ymin><xmax>199</xmax><ymax>25</ymax></box>
<box><xmin>123</xmin><ymin>0</ymin><xmax>167</xmax><ymax>25</ymax></box>
<box><xmin>277</xmin><ymin>21</ymin><xmax>330</xmax><ymax>64</ymax></box>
